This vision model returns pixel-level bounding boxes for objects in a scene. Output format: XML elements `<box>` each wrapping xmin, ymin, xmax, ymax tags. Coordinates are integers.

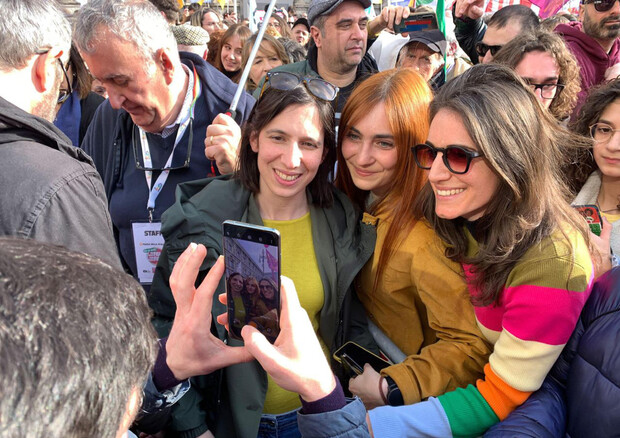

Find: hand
<box><xmin>205</xmin><ymin>113</ymin><xmax>242</xmax><ymax>175</ymax></box>
<box><xmin>166</xmin><ymin>245</ymin><xmax>253</xmax><ymax>380</ymax></box>
<box><xmin>605</xmin><ymin>63</ymin><xmax>620</xmax><ymax>81</ymax></box>
<box><xmin>348</xmin><ymin>364</ymin><xmax>386</xmax><ymax>410</ymax></box>
<box><xmin>368</xmin><ymin>6</ymin><xmax>410</xmax><ymax>35</ymax></box>
<box><xmin>220</xmin><ymin>276</ymin><xmax>336</xmax><ymax>402</ymax></box>
<box><xmin>454</xmin><ymin>0</ymin><xmax>485</xmax><ymax>20</ymax></box>
<box><xmin>591</xmin><ymin>217</ymin><xmax>613</xmax><ymax>278</ymax></box>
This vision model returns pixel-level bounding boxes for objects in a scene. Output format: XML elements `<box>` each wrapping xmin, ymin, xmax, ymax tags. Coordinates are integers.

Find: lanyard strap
<box><xmin>139</xmin><ymin>66</ymin><xmax>201</xmax><ymax>221</ymax></box>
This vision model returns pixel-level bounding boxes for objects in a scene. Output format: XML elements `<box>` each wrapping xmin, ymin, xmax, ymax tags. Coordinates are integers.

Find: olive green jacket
<box><xmin>148</xmin><ymin>176</ymin><xmax>376</xmax><ymax>438</ymax></box>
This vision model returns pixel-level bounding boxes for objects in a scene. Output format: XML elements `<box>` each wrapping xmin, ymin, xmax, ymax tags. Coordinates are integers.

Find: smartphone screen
<box><xmin>393</xmin><ymin>13</ymin><xmax>438</xmax><ymax>34</ymax></box>
<box><xmin>574</xmin><ymin>204</ymin><xmax>603</xmax><ymax>236</ymax></box>
<box><xmin>333</xmin><ymin>341</ymin><xmax>391</xmax><ymax>374</ymax></box>
<box><xmin>222</xmin><ymin>220</ymin><xmax>281</xmax><ymax>343</ymax></box>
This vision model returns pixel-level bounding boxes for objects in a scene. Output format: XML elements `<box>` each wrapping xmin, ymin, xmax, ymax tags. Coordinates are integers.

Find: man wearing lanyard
<box><xmin>75</xmin><ymin>0</ymin><xmax>255</xmax><ymax>287</ymax></box>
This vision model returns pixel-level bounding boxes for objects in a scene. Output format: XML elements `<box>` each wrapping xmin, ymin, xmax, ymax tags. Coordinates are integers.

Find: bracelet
<box><xmin>379</xmin><ymin>376</ymin><xmax>388</xmax><ymax>405</ymax></box>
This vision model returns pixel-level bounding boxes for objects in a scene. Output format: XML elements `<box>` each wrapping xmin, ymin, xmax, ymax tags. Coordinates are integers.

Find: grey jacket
<box><xmin>0</xmin><ymin>96</ymin><xmax>120</xmax><ymax>269</ymax></box>
<box><xmin>573</xmin><ymin>170</ymin><xmax>620</xmax><ymax>255</ymax></box>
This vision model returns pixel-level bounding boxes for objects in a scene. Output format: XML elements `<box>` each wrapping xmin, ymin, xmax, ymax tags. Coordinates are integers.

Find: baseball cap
<box><xmin>406</xmin><ymin>30</ymin><xmax>447</xmax><ymax>57</ymax></box>
<box><xmin>307</xmin><ymin>0</ymin><xmax>372</xmax><ymax>25</ymax></box>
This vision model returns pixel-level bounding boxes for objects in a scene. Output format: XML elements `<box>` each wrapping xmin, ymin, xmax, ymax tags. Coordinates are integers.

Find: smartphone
<box><xmin>333</xmin><ymin>341</ymin><xmax>392</xmax><ymax>375</ymax></box>
<box><xmin>393</xmin><ymin>12</ymin><xmax>439</xmax><ymax>34</ymax></box>
<box><xmin>574</xmin><ymin>204</ymin><xmax>603</xmax><ymax>236</ymax></box>
<box><xmin>222</xmin><ymin>220</ymin><xmax>281</xmax><ymax>343</ymax></box>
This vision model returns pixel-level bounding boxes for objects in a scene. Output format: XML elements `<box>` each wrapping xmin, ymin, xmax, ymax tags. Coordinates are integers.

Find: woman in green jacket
<box><xmin>148</xmin><ymin>72</ymin><xmax>376</xmax><ymax>438</ymax></box>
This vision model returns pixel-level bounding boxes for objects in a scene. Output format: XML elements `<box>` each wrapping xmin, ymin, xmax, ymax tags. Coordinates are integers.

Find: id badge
<box><xmin>132</xmin><ymin>221</ymin><xmax>164</xmax><ymax>285</ymax></box>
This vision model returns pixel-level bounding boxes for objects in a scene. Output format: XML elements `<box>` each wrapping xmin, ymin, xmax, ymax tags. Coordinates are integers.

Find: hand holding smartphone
<box><xmin>222</xmin><ymin>220</ymin><xmax>281</xmax><ymax>344</ymax></box>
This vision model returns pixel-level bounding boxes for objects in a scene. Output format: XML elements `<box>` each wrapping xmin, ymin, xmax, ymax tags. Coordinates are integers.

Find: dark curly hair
<box><xmin>565</xmin><ymin>78</ymin><xmax>620</xmax><ymax>193</ymax></box>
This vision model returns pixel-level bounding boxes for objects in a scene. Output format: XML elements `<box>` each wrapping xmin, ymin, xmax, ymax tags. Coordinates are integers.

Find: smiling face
<box><xmin>245</xmin><ymin>278</ymin><xmax>258</xmax><ymax>295</ymax></box>
<box><xmin>249</xmin><ymin>42</ymin><xmax>284</xmax><ymax>86</ymax></box>
<box><xmin>221</xmin><ymin>34</ymin><xmax>243</xmax><ymax>72</ymax></box>
<box><xmin>259</xmin><ymin>280</ymin><xmax>276</xmax><ymax>300</ymax></box>
<box><xmin>593</xmin><ymin>99</ymin><xmax>620</xmax><ymax>179</ymax></box>
<box><xmin>514</xmin><ymin>50</ymin><xmax>560</xmax><ymax>109</ymax></box>
<box><xmin>313</xmin><ymin>2</ymin><xmax>368</xmax><ymax>75</ymax></box>
<box><xmin>80</xmin><ymin>28</ymin><xmax>175</xmax><ymax>133</ymax></box>
<box><xmin>229</xmin><ymin>274</ymin><xmax>244</xmax><ymax>294</ymax></box>
<box><xmin>250</xmin><ymin>103</ymin><xmax>325</xmax><ymax>209</ymax></box>
<box><xmin>341</xmin><ymin>102</ymin><xmax>398</xmax><ymax>197</ymax></box>
<box><xmin>427</xmin><ymin>109</ymin><xmax>500</xmax><ymax>221</ymax></box>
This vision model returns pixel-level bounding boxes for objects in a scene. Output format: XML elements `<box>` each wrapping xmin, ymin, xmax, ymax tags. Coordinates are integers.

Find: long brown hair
<box><xmin>414</xmin><ymin>64</ymin><xmax>592</xmax><ymax>306</ymax></box>
<box><xmin>214</xmin><ymin>24</ymin><xmax>252</xmax><ymax>83</ymax></box>
<box><xmin>335</xmin><ymin>69</ymin><xmax>432</xmax><ymax>293</ymax></box>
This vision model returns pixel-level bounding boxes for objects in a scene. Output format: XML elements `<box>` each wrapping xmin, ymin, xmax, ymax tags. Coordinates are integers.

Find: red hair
<box><xmin>335</xmin><ymin>69</ymin><xmax>432</xmax><ymax>292</ymax></box>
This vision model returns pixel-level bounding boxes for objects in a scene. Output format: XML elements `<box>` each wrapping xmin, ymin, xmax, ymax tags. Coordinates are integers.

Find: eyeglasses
<box><xmin>475</xmin><ymin>42</ymin><xmax>503</xmax><ymax>58</ymax></box>
<box><xmin>523</xmin><ymin>80</ymin><xmax>565</xmax><ymax>99</ymax></box>
<box><xmin>582</xmin><ymin>0</ymin><xmax>619</xmax><ymax>12</ymax></box>
<box><xmin>259</xmin><ymin>71</ymin><xmax>339</xmax><ymax>102</ymax></box>
<box><xmin>132</xmin><ymin>120</ymin><xmax>193</xmax><ymax>171</ymax></box>
<box><xmin>35</xmin><ymin>48</ymin><xmax>73</xmax><ymax>105</ymax></box>
<box><xmin>412</xmin><ymin>143</ymin><xmax>484</xmax><ymax>174</ymax></box>
<box><xmin>590</xmin><ymin>122</ymin><xmax>620</xmax><ymax>142</ymax></box>
<box><xmin>56</xmin><ymin>58</ymin><xmax>73</xmax><ymax>105</ymax></box>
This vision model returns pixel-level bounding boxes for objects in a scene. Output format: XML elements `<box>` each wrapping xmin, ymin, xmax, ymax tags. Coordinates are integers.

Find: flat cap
<box><xmin>171</xmin><ymin>24</ymin><xmax>210</xmax><ymax>46</ymax></box>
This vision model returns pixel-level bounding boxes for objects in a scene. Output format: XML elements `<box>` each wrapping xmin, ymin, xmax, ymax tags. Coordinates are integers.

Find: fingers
<box><xmin>188</xmin><ymin>256</ymin><xmax>225</xmax><ymax>321</ymax></box>
<box><xmin>170</xmin><ymin>243</ymin><xmax>206</xmax><ymax>315</ymax></box>
<box><xmin>278</xmin><ymin>276</ymin><xmax>302</xmax><ymax>327</ymax></box>
<box><xmin>241</xmin><ymin>324</ymin><xmax>283</xmax><ymax>370</ymax></box>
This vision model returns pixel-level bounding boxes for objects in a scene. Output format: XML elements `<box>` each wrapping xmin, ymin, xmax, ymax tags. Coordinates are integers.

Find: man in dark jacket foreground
<box><xmin>0</xmin><ymin>0</ymin><xmax>120</xmax><ymax>269</ymax></box>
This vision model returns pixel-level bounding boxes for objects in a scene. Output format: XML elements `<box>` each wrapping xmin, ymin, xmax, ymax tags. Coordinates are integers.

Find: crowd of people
<box><xmin>0</xmin><ymin>0</ymin><xmax>619</xmax><ymax>437</ymax></box>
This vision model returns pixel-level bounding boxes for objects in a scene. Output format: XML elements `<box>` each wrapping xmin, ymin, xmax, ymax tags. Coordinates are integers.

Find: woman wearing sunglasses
<box><xmin>333</xmin><ymin>69</ymin><xmax>490</xmax><ymax>409</ymax></box>
<box><xmin>148</xmin><ymin>72</ymin><xmax>377</xmax><ymax>438</ymax></box>
<box><xmin>363</xmin><ymin>64</ymin><xmax>594</xmax><ymax>437</ymax></box>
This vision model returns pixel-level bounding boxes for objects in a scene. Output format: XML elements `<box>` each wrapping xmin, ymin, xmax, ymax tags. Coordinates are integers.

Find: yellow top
<box><xmin>262</xmin><ymin>213</ymin><xmax>326</xmax><ymax>414</ymax></box>
<box><xmin>357</xmin><ymin>211</ymin><xmax>491</xmax><ymax>404</ymax></box>
<box><xmin>601</xmin><ymin>211</ymin><xmax>620</xmax><ymax>224</ymax></box>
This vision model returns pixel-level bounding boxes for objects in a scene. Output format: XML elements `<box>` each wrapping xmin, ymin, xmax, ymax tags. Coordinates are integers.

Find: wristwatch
<box><xmin>384</xmin><ymin>376</ymin><xmax>404</xmax><ymax>406</ymax></box>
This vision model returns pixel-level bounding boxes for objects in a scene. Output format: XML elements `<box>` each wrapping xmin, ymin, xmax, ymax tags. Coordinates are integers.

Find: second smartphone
<box><xmin>222</xmin><ymin>220</ymin><xmax>281</xmax><ymax>343</ymax></box>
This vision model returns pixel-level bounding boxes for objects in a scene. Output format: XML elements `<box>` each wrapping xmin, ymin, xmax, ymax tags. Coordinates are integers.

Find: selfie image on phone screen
<box><xmin>222</xmin><ymin>220</ymin><xmax>281</xmax><ymax>343</ymax></box>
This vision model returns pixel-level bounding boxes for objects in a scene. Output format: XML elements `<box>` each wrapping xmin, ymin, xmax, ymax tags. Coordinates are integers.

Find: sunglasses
<box><xmin>412</xmin><ymin>143</ymin><xmax>484</xmax><ymax>174</ymax></box>
<box><xmin>582</xmin><ymin>0</ymin><xmax>619</xmax><ymax>12</ymax></box>
<box><xmin>132</xmin><ymin>120</ymin><xmax>193</xmax><ymax>171</ymax></box>
<box><xmin>475</xmin><ymin>42</ymin><xmax>503</xmax><ymax>58</ymax></box>
<box><xmin>259</xmin><ymin>71</ymin><xmax>339</xmax><ymax>102</ymax></box>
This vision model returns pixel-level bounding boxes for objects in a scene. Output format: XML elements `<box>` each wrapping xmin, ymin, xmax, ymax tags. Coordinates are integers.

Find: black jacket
<box><xmin>0</xmin><ymin>96</ymin><xmax>120</xmax><ymax>268</ymax></box>
<box><xmin>485</xmin><ymin>267</ymin><xmax>620</xmax><ymax>437</ymax></box>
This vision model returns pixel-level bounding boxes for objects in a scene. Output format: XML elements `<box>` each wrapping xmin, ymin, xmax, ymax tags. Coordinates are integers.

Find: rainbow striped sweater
<box><xmin>433</xmin><ymin>228</ymin><xmax>594</xmax><ymax>437</ymax></box>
